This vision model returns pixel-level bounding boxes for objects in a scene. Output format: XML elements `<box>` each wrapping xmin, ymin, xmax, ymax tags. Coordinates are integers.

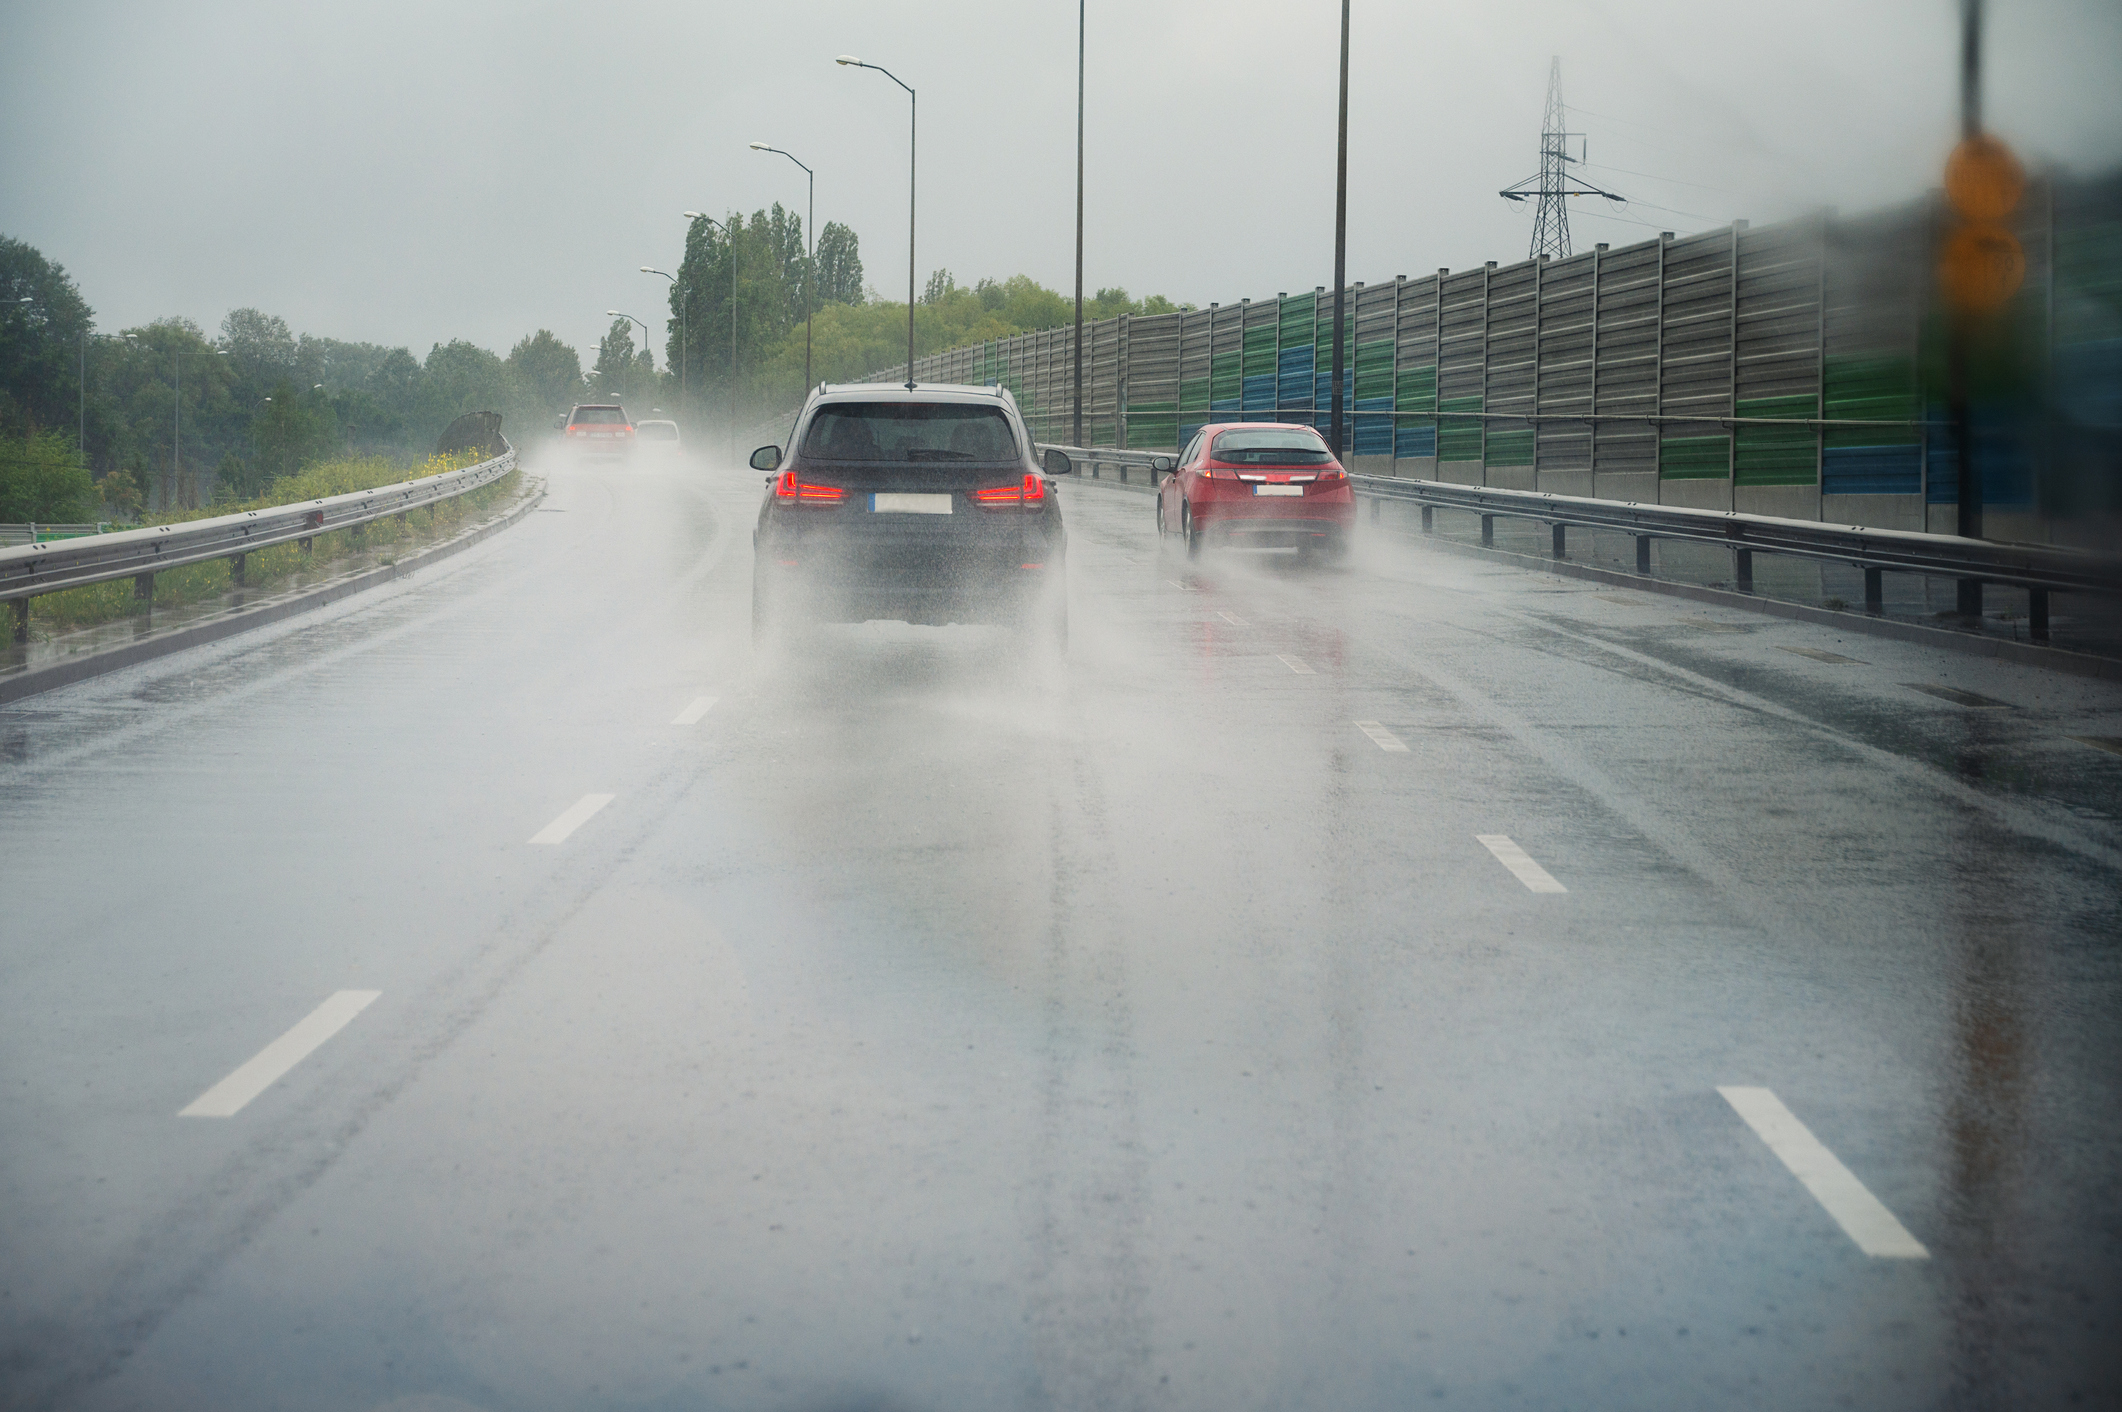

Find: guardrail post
<box><xmin>1635</xmin><ymin>535</ymin><xmax>1652</xmax><ymax>574</ymax></box>
<box><xmin>1863</xmin><ymin>567</ymin><xmax>1883</xmax><ymax>615</ymax></box>
<box><xmin>2028</xmin><ymin>588</ymin><xmax>2050</xmax><ymax>642</ymax></box>
<box><xmin>1370</xmin><ymin>498</ymin><xmax>1381</xmax><ymax>525</ymax></box>
<box><xmin>1958</xmin><ymin>579</ymin><xmax>1982</xmax><ymax>619</ymax></box>
<box><xmin>1551</xmin><ymin>523</ymin><xmax>1567</xmax><ymax>560</ymax></box>
<box><xmin>230</xmin><ymin>553</ymin><xmax>246</xmax><ymax>589</ymax></box>
<box><xmin>1420</xmin><ymin>505</ymin><xmax>1434</xmax><ymax>535</ymax></box>
<box><xmin>1480</xmin><ymin>514</ymin><xmax>1494</xmax><ymax>548</ymax></box>
<box><xmin>1733</xmin><ymin>548</ymin><xmax>1753</xmax><ymax>594</ymax></box>
<box><xmin>299</xmin><ymin>536</ymin><xmax>312</xmax><ymax>552</ymax></box>
<box><xmin>10</xmin><ymin>598</ymin><xmax>28</xmax><ymax>644</ymax></box>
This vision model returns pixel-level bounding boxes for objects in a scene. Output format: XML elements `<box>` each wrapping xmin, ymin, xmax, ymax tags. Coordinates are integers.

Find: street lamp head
<box><xmin>605</xmin><ymin>309</ymin><xmax>622</xmax><ymax>317</ymax></box>
<box><xmin>682</xmin><ymin>211</ymin><xmax>703</xmax><ymax>220</ymax></box>
<box><xmin>835</xmin><ymin>55</ymin><xmax>860</xmax><ymax>66</ymax></box>
<box><xmin>749</xmin><ymin>142</ymin><xmax>770</xmax><ymax>150</ymax></box>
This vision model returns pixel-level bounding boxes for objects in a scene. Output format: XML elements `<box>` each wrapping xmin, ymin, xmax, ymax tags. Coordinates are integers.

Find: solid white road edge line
<box><xmin>179</xmin><ymin>990</ymin><xmax>381</xmax><ymax>1118</ymax></box>
<box><xmin>1355</xmin><ymin>720</ymin><xmax>1409</xmax><ymax>752</ymax></box>
<box><xmin>671</xmin><ymin>696</ymin><xmax>719</xmax><ymax>725</ymax></box>
<box><xmin>1277</xmin><ymin>654</ymin><xmax>1315</xmax><ymax>675</ymax></box>
<box><xmin>529</xmin><ymin>793</ymin><xmax>615</xmax><ymax>845</ymax></box>
<box><xmin>1475</xmin><ymin>834</ymin><xmax>1567</xmax><ymax>892</ymax></box>
<box><xmin>1718</xmin><ymin>1086</ymin><xmax>1929</xmax><ymax>1259</ymax></box>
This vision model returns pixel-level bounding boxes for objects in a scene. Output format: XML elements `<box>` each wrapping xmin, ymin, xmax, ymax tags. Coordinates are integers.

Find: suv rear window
<box><xmin>1210</xmin><ymin>429</ymin><xmax>1331</xmax><ymax>465</ymax></box>
<box><xmin>802</xmin><ymin>404</ymin><xmax>1019</xmax><ymax>462</ymax></box>
<box><xmin>571</xmin><ymin>407</ymin><xmax>626</xmax><ymax>425</ymax></box>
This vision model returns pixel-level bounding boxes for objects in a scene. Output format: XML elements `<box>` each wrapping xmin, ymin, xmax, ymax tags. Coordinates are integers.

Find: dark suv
<box><xmin>750</xmin><ymin>384</ymin><xmax>1070</xmax><ymax>647</ymax></box>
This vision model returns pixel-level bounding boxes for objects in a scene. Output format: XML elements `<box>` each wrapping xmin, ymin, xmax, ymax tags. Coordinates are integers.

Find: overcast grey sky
<box><xmin>4</xmin><ymin>0</ymin><xmax>2118</xmax><ymax>362</ymax></box>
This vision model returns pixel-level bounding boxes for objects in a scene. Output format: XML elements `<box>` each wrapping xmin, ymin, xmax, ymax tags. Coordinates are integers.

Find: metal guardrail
<box><xmin>0</xmin><ymin>523</ymin><xmax>114</xmax><ymax>547</ymax></box>
<box><xmin>1042</xmin><ymin>443</ymin><xmax>2122</xmax><ymax>642</ymax></box>
<box><xmin>1036</xmin><ymin>444</ymin><xmax>1170</xmax><ymax>487</ymax></box>
<box><xmin>0</xmin><ymin>446</ymin><xmax>516</xmax><ymax>641</ymax></box>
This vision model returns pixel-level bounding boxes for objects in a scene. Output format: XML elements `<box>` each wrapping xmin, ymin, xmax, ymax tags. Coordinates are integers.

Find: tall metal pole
<box><xmin>1073</xmin><ymin>0</ymin><xmax>1085</xmax><ymax>445</ymax></box>
<box><xmin>1328</xmin><ymin>0</ymin><xmax>1351</xmax><ymax>456</ymax></box>
<box><xmin>645</xmin><ymin>267</ymin><xmax>684</xmax><ymax>409</ymax></box>
<box><xmin>907</xmin><ymin>86</ymin><xmax>917</xmax><ymax>388</ymax></box>
<box><xmin>750</xmin><ymin>145</ymin><xmax>816</xmax><ymax>395</ymax></box>
<box><xmin>805</xmin><ymin>163</ymin><xmax>814</xmax><ymax>394</ymax></box>
<box><xmin>836</xmin><ymin>60</ymin><xmax>916</xmax><ymax>389</ymax></box>
<box><xmin>1951</xmin><ymin>0</ymin><xmax>1983</xmax><ymax>615</ymax></box>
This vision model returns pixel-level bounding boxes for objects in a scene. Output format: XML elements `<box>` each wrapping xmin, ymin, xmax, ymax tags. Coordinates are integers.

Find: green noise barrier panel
<box><xmin>1735</xmin><ymin>396</ymin><xmax>1818</xmax><ymax>486</ymax></box>
<box><xmin>1659</xmin><ymin>434</ymin><xmax>1732</xmax><ymax>479</ymax></box>
<box><xmin>1485</xmin><ymin>429</ymin><xmax>1535</xmax><ymax>468</ymax></box>
<box><xmin>1438</xmin><ymin>395</ymin><xmax>1484</xmax><ymax>462</ymax></box>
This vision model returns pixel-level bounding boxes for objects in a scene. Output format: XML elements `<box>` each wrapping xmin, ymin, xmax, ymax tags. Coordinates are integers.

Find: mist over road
<box><xmin>3</xmin><ymin>451</ymin><xmax>2118</xmax><ymax>1410</ymax></box>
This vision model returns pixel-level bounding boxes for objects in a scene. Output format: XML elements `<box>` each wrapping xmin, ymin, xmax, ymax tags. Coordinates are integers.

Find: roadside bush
<box><xmin>0</xmin><ymin>430</ymin><xmax>95</xmax><ymax>521</ymax></box>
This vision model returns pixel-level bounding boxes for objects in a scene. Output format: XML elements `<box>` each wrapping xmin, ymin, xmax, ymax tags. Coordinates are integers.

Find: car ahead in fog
<box><xmin>750</xmin><ymin>384</ymin><xmax>1070</xmax><ymax>647</ymax></box>
<box><xmin>635</xmin><ymin>418</ymin><xmax>680</xmax><ymax>455</ymax></box>
<box><xmin>1157</xmin><ymin>422</ymin><xmax>1355</xmax><ymax>560</ymax></box>
<box><xmin>558</xmin><ymin>404</ymin><xmax>635</xmax><ymax>459</ymax></box>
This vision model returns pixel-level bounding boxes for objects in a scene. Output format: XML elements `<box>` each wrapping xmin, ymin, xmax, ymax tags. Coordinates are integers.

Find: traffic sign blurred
<box><xmin>1945</xmin><ymin>134</ymin><xmax>2025</xmax><ymax>222</ymax></box>
<box><xmin>1938</xmin><ymin>223</ymin><xmax>2026</xmax><ymax>312</ymax></box>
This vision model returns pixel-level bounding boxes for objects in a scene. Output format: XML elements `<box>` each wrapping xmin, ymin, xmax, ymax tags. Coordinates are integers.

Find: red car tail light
<box><xmin>774</xmin><ymin>471</ymin><xmax>845</xmax><ymax>505</ymax></box>
<box><xmin>972</xmin><ymin>473</ymin><xmax>1046</xmax><ymax>507</ymax></box>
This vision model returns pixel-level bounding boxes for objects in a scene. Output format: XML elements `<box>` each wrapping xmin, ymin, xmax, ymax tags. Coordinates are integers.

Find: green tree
<box><xmin>415</xmin><ymin>340</ymin><xmax>520</xmax><ymax>450</ymax></box>
<box><xmin>507</xmin><ymin>330</ymin><xmax>583</xmax><ymax>419</ymax></box>
<box><xmin>0</xmin><ymin>429</ymin><xmax>95</xmax><ymax>520</ymax></box>
<box><xmin>814</xmin><ymin>222</ymin><xmax>864</xmax><ymax>306</ymax></box>
<box><xmin>221</xmin><ymin>307</ymin><xmax>299</xmax><ymax>389</ymax></box>
<box><xmin>0</xmin><ymin>236</ymin><xmax>95</xmax><ymax>444</ymax></box>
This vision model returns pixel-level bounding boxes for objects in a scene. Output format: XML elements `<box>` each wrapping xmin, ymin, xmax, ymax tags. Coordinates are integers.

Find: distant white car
<box><xmin>635</xmin><ymin>419</ymin><xmax>681</xmax><ymax>454</ymax></box>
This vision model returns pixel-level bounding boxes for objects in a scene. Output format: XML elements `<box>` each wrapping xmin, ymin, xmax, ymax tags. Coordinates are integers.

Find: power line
<box><xmin>1498</xmin><ymin>58</ymin><xmax>1622</xmax><ymax>260</ymax></box>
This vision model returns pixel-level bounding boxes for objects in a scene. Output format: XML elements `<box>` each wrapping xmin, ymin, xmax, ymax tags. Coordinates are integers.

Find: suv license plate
<box><xmin>872</xmin><ymin>493</ymin><xmax>953</xmax><ymax>514</ymax></box>
<box><xmin>1253</xmin><ymin>484</ymin><xmax>1304</xmax><ymax>497</ymax></box>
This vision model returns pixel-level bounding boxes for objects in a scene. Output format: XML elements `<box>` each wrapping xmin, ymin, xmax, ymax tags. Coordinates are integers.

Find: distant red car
<box><xmin>1155</xmin><ymin>422</ymin><xmax>1355</xmax><ymax>559</ymax></box>
<box><xmin>560</xmin><ymin>403</ymin><xmax>635</xmax><ymax>459</ymax></box>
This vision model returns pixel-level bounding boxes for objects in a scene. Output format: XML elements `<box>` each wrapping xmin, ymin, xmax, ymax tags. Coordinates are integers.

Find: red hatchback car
<box><xmin>1156</xmin><ymin>422</ymin><xmax>1356</xmax><ymax>559</ymax></box>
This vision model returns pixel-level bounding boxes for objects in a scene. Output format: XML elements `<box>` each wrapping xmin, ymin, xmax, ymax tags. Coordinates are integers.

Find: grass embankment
<box><xmin>27</xmin><ymin>452</ymin><xmax>522</xmax><ymax>639</ymax></box>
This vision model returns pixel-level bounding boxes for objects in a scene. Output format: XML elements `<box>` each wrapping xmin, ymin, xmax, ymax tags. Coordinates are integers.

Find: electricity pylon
<box><xmin>1499</xmin><ymin>58</ymin><xmax>1623</xmax><ymax>259</ymax></box>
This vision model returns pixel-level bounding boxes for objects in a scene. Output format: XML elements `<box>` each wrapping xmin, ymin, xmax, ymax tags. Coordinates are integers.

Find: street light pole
<box><xmin>837</xmin><ymin>57</ymin><xmax>917</xmax><ymax>390</ymax></box>
<box><xmin>173</xmin><ymin>347</ymin><xmax>228</xmax><ymax>510</ymax></box>
<box><xmin>640</xmin><ymin>267</ymin><xmax>685</xmax><ymax>410</ymax></box>
<box><xmin>684</xmin><ymin>211</ymin><xmax>742</xmax><ymax>463</ymax></box>
<box><xmin>80</xmin><ymin>331</ymin><xmax>136</xmax><ymax>470</ymax></box>
<box><xmin>750</xmin><ymin>143</ymin><xmax>816</xmax><ymax>397</ymax></box>
<box><xmin>1074</xmin><ymin>0</ymin><xmax>1085</xmax><ymax>446</ymax></box>
<box><xmin>1328</xmin><ymin>0</ymin><xmax>1351</xmax><ymax>457</ymax></box>
<box><xmin>605</xmin><ymin>309</ymin><xmax>653</xmax><ymax>400</ymax></box>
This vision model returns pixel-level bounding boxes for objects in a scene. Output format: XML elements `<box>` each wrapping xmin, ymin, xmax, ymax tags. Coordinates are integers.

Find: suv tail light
<box><xmin>774</xmin><ymin>470</ymin><xmax>845</xmax><ymax>505</ymax></box>
<box><xmin>971</xmin><ymin>473</ymin><xmax>1047</xmax><ymax>508</ymax></box>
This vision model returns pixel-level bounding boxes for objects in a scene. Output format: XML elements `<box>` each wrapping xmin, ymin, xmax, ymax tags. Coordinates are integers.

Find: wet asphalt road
<box><xmin>3</xmin><ymin>450</ymin><xmax>2120</xmax><ymax>1412</ymax></box>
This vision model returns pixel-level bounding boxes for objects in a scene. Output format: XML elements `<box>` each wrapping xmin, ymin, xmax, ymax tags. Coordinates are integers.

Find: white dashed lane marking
<box><xmin>1475</xmin><ymin>834</ymin><xmax>1566</xmax><ymax>893</ymax></box>
<box><xmin>179</xmin><ymin>990</ymin><xmax>380</xmax><ymax>1118</ymax></box>
<box><xmin>1219</xmin><ymin>612</ymin><xmax>1248</xmax><ymax>626</ymax></box>
<box><xmin>671</xmin><ymin>696</ymin><xmax>719</xmax><ymax>725</ymax></box>
<box><xmin>1355</xmin><ymin>721</ymin><xmax>1408</xmax><ymax>752</ymax></box>
<box><xmin>530</xmin><ymin>793</ymin><xmax>615</xmax><ymax>845</ymax></box>
<box><xmin>1277</xmin><ymin>654</ymin><xmax>1314</xmax><ymax>675</ymax></box>
<box><xmin>1718</xmin><ymin>1086</ymin><xmax>1929</xmax><ymax>1259</ymax></box>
